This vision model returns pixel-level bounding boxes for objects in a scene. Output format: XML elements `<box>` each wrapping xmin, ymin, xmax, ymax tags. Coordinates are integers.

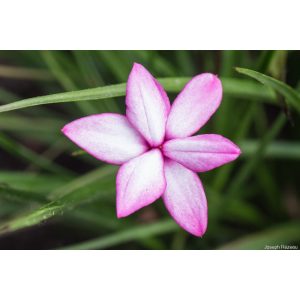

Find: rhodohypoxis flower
<box><xmin>62</xmin><ymin>63</ymin><xmax>241</xmax><ymax>237</ymax></box>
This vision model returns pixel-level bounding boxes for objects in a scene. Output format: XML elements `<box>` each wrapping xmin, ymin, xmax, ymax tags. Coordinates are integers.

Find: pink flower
<box><xmin>62</xmin><ymin>63</ymin><xmax>241</xmax><ymax>237</ymax></box>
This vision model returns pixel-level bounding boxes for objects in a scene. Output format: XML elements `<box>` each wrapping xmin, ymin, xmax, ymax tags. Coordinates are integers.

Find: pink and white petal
<box><xmin>163</xmin><ymin>159</ymin><xmax>207</xmax><ymax>237</ymax></box>
<box><xmin>117</xmin><ymin>149</ymin><xmax>166</xmax><ymax>218</ymax></box>
<box><xmin>163</xmin><ymin>134</ymin><xmax>241</xmax><ymax>172</ymax></box>
<box><xmin>62</xmin><ymin>113</ymin><xmax>148</xmax><ymax>165</ymax></box>
<box><xmin>166</xmin><ymin>73</ymin><xmax>222</xmax><ymax>139</ymax></box>
<box><xmin>126</xmin><ymin>63</ymin><xmax>170</xmax><ymax>147</ymax></box>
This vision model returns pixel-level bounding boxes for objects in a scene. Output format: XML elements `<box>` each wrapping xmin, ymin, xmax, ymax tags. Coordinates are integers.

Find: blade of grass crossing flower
<box><xmin>60</xmin><ymin>220</ymin><xmax>177</xmax><ymax>250</ymax></box>
<box><xmin>0</xmin><ymin>77</ymin><xmax>278</xmax><ymax>113</ymax></box>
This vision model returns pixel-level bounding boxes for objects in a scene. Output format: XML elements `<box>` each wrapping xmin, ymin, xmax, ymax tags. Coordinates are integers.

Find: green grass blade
<box><xmin>60</xmin><ymin>219</ymin><xmax>177</xmax><ymax>250</ymax></box>
<box><xmin>213</xmin><ymin>104</ymin><xmax>257</xmax><ymax>191</ymax></box>
<box><xmin>0</xmin><ymin>133</ymin><xmax>73</xmax><ymax>176</ymax></box>
<box><xmin>0</xmin><ymin>114</ymin><xmax>63</xmax><ymax>134</ymax></box>
<box><xmin>228</xmin><ymin>113</ymin><xmax>286</xmax><ymax>195</ymax></box>
<box><xmin>0</xmin><ymin>184</ymin><xmax>45</xmax><ymax>205</ymax></box>
<box><xmin>0</xmin><ymin>77</ymin><xmax>277</xmax><ymax>113</ymax></box>
<box><xmin>256</xmin><ymin>50</ymin><xmax>276</xmax><ymax>72</ymax></box>
<box><xmin>42</xmin><ymin>51</ymin><xmax>96</xmax><ymax>115</ymax></box>
<box><xmin>0</xmin><ymin>166</ymin><xmax>117</xmax><ymax>235</ymax></box>
<box><xmin>236</xmin><ymin>67</ymin><xmax>300</xmax><ymax>112</ymax></box>
<box><xmin>240</xmin><ymin>140</ymin><xmax>300</xmax><ymax>160</ymax></box>
<box><xmin>219</xmin><ymin>221</ymin><xmax>300</xmax><ymax>249</ymax></box>
<box><xmin>48</xmin><ymin>165</ymin><xmax>116</xmax><ymax>200</ymax></box>
<box><xmin>0</xmin><ymin>171</ymin><xmax>69</xmax><ymax>193</ymax></box>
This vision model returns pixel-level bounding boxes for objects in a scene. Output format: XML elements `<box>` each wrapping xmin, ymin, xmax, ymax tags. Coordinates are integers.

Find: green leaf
<box><xmin>60</xmin><ymin>219</ymin><xmax>177</xmax><ymax>250</ymax></box>
<box><xmin>228</xmin><ymin>113</ymin><xmax>286</xmax><ymax>195</ymax></box>
<box><xmin>48</xmin><ymin>165</ymin><xmax>116</xmax><ymax>200</ymax></box>
<box><xmin>236</xmin><ymin>67</ymin><xmax>300</xmax><ymax>112</ymax></box>
<box><xmin>256</xmin><ymin>50</ymin><xmax>276</xmax><ymax>73</ymax></box>
<box><xmin>219</xmin><ymin>222</ymin><xmax>300</xmax><ymax>250</ymax></box>
<box><xmin>240</xmin><ymin>140</ymin><xmax>300</xmax><ymax>160</ymax></box>
<box><xmin>0</xmin><ymin>77</ymin><xmax>277</xmax><ymax>113</ymax></box>
<box><xmin>0</xmin><ymin>133</ymin><xmax>73</xmax><ymax>176</ymax></box>
<box><xmin>42</xmin><ymin>50</ymin><xmax>96</xmax><ymax>115</ymax></box>
<box><xmin>0</xmin><ymin>165</ymin><xmax>117</xmax><ymax>235</ymax></box>
<box><xmin>0</xmin><ymin>114</ymin><xmax>63</xmax><ymax>134</ymax></box>
<box><xmin>0</xmin><ymin>184</ymin><xmax>45</xmax><ymax>205</ymax></box>
<box><xmin>0</xmin><ymin>171</ymin><xmax>69</xmax><ymax>193</ymax></box>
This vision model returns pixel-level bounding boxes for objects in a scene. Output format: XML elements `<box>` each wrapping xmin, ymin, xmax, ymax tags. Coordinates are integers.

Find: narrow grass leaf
<box><xmin>0</xmin><ymin>133</ymin><xmax>73</xmax><ymax>176</ymax></box>
<box><xmin>60</xmin><ymin>220</ymin><xmax>177</xmax><ymax>250</ymax></box>
<box><xmin>236</xmin><ymin>67</ymin><xmax>300</xmax><ymax>112</ymax></box>
<box><xmin>0</xmin><ymin>77</ymin><xmax>277</xmax><ymax>113</ymax></box>
<box><xmin>0</xmin><ymin>166</ymin><xmax>117</xmax><ymax>235</ymax></box>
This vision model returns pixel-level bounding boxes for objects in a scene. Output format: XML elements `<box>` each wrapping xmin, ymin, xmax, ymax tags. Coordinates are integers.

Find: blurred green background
<box><xmin>0</xmin><ymin>50</ymin><xmax>299</xmax><ymax>250</ymax></box>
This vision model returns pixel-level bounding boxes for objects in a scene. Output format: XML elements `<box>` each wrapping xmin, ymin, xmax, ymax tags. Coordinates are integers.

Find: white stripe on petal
<box><xmin>163</xmin><ymin>159</ymin><xmax>207</xmax><ymax>237</ymax></box>
<box><xmin>116</xmin><ymin>149</ymin><xmax>166</xmax><ymax>217</ymax></box>
<box><xmin>163</xmin><ymin>134</ymin><xmax>241</xmax><ymax>172</ymax></box>
<box><xmin>62</xmin><ymin>113</ymin><xmax>148</xmax><ymax>165</ymax></box>
<box><xmin>126</xmin><ymin>63</ymin><xmax>170</xmax><ymax>147</ymax></box>
<box><xmin>166</xmin><ymin>73</ymin><xmax>222</xmax><ymax>139</ymax></box>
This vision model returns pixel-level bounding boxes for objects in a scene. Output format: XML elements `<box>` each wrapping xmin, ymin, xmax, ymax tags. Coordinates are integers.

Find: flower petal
<box><xmin>126</xmin><ymin>63</ymin><xmax>170</xmax><ymax>147</ymax></box>
<box><xmin>163</xmin><ymin>134</ymin><xmax>241</xmax><ymax>172</ymax></box>
<box><xmin>62</xmin><ymin>113</ymin><xmax>148</xmax><ymax>165</ymax></box>
<box><xmin>166</xmin><ymin>73</ymin><xmax>222</xmax><ymax>139</ymax></box>
<box><xmin>163</xmin><ymin>159</ymin><xmax>207</xmax><ymax>237</ymax></box>
<box><xmin>117</xmin><ymin>149</ymin><xmax>166</xmax><ymax>218</ymax></box>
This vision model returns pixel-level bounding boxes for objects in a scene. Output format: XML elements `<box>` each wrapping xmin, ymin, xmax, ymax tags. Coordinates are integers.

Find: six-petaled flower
<box><xmin>62</xmin><ymin>63</ymin><xmax>241</xmax><ymax>237</ymax></box>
